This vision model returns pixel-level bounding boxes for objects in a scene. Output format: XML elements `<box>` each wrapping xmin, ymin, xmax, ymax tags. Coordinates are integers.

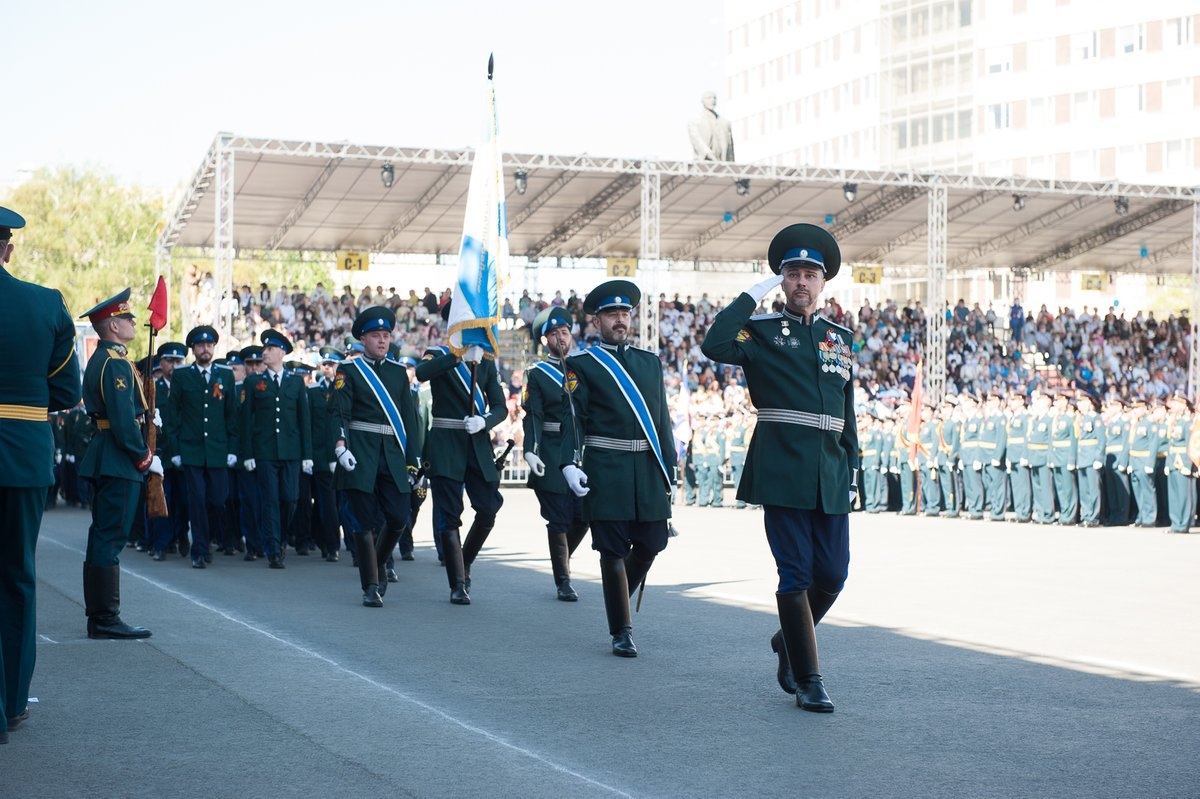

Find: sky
<box><xmin>4</xmin><ymin>0</ymin><xmax>727</xmax><ymax>194</ymax></box>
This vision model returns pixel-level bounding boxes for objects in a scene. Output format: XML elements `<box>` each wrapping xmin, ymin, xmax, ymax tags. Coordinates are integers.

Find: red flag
<box><xmin>906</xmin><ymin>358</ymin><xmax>924</xmax><ymax>458</ymax></box>
<box><xmin>147</xmin><ymin>275</ymin><xmax>169</xmax><ymax>333</ymax></box>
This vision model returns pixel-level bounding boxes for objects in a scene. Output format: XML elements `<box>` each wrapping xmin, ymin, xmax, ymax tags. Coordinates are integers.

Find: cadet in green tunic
<box><xmin>1163</xmin><ymin>392</ymin><xmax>1194</xmax><ymax>533</ymax></box>
<box><xmin>1073</xmin><ymin>393</ymin><xmax>1106</xmax><ymax>527</ymax></box>
<box><xmin>1102</xmin><ymin>399</ymin><xmax>1132</xmax><ymax>526</ymax></box>
<box><xmin>1128</xmin><ymin>399</ymin><xmax>1160</xmax><ymax>527</ymax></box>
<box><xmin>395</xmin><ymin>352</ymin><xmax>431</xmax><ymax>562</ymax></box>
<box><xmin>309</xmin><ymin>347</ymin><xmax>343</xmax><ymax>561</ymax></box>
<box><xmin>701</xmin><ymin>224</ymin><xmax>856</xmax><ymax>713</ymax></box>
<box><xmin>917</xmin><ymin>403</ymin><xmax>941</xmax><ymax>516</ymax></box>
<box><xmin>937</xmin><ymin>398</ymin><xmax>961</xmax><ymax>517</ymax></box>
<box><xmin>1005</xmin><ymin>394</ymin><xmax>1032</xmax><ymax>523</ymax></box>
<box><xmin>1049</xmin><ymin>393</ymin><xmax>1078</xmax><ymax>525</ymax></box>
<box><xmin>560</xmin><ymin>280</ymin><xmax>676</xmax><ymax>658</ymax></box>
<box><xmin>727</xmin><ymin>410</ymin><xmax>751</xmax><ymax>509</ymax></box>
<box><xmin>331</xmin><ymin>308</ymin><xmax>420</xmax><ymax>607</ymax></box>
<box><xmin>0</xmin><ymin>207</ymin><xmax>81</xmax><ymax>740</ymax></box>
<box><xmin>521</xmin><ymin>307</ymin><xmax>587</xmax><ymax>601</ymax></box>
<box><xmin>1026</xmin><ymin>392</ymin><xmax>1055</xmax><ymax>524</ymax></box>
<box><xmin>78</xmin><ymin>289</ymin><xmax>161</xmax><ymax>640</ymax></box>
<box><xmin>980</xmin><ymin>393</ymin><xmax>1008</xmax><ymax>522</ymax></box>
<box><xmin>959</xmin><ymin>395</ymin><xmax>985</xmax><ymax>519</ymax></box>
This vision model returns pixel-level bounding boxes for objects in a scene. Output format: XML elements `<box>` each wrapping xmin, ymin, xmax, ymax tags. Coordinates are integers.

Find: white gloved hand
<box><xmin>301</xmin><ymin>459</ymin><xmax>313</xmax><ymax>474</ymax></box>
<box><xmin>328</xmin><ymin>462</ymin><xmax>337</xmax><ymax>473</ymax></box>
<box><xmin>991</xmin><ymin>459</ymin><xmax>1001</xmax><ymax>468</ymax></box>
<box><xmin>171</xmin><ymin>455</ymin><xmax>182</xmax><ymax>468</ymax></box>
<box><xmin>335</xmin><ymin>445</ymin><xmax>357</xmax><ymax>472</ymax></box>
<box><xmin>1125</xmin><ymin>466</ymin><xmax>1133</xmax><ymax>475</ymax></box>
<box><xmin>523</xmin><ymin>451</ymin><xmax>546</xmax><ymax>476</ymax></box>
<box><xmin>462</xmin><ymin>345</ymin><xmax>485</xmax><ymax>364</ymax></box>
<box><xmin>849</xmin><ymin>485</ymin><xmax>859</xmax><ymax>504</ymax></box>
<box><xmin>153</xmin><ymin>407</ymin><xmax>163</xmax><ymax>429</ymax></box>
<box><xmin>226</xmin><ymin>453</ymin><xmax>238</xmax><ymax>468</ymax></box>
<box><xmin>1019</xmin><ymin>458</ymin><xmax>1029</xmax><ymax>467</ymax></box>
<box><xmin>746</xmin><ymin>273</ymin><xmax>784</xmax><ymax>303</ymax></box>
<box><xmin>65</xmin><ymin>453</ymin><xmax>75</xmax><ymax>464</ymax></box>
<box><xmin>243</xmin><ymin>458</ymin><xmax>256</xmax><ymax>472</ymax></box>
<box><xmin>464</xmin><ymin>415</ymin><xmax>486</xmax><ymax>435</ymax></box>
<box><xmin>972</xmin><ymin>460</ymin><xmax>983</xmax><ymax>471</ymax></box>
<box><xmin>562</xmin><ymin>465</ymin><xmax>590</xmax><ymax>497</ymax></box>
<box><xmin>148</xmin><ymin>455</ymin><xmax>164</xmax><ymax>477</ymax></box>
<box><xmin>55</xmin><ymin>450</ymin><xmax>62</xmax><ymax>464</ymax></box>
<box><xmin>930</xmin><ymin>467</ymin><xmax>938</xmax><ymax>478</ymax></box>
<box><xmin>1144</xmin><ymin>465</ymin><xmax>1154</xmax><ymax>474</ymax></box>
<box><xmin>1066</xmin><ymin>463</ymin><xmax>1075</xmax><ymax>471</ymax></box>
<box><xmin>1093</xmin><ymin>461</ymin><xmax>1103</xmax><ymax>471</ymax></box>
<box><xmin>1163</xmin><ymin>465</ymin><xmax>1170</xmax><ymax>475</ymax></box>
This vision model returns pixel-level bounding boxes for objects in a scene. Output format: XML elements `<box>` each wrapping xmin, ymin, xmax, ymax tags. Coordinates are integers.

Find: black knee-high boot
<box><xmin>355</xmin><ymin>531</ymin><xmax>382</xmax><ymax>607</ymax></box>
<box><xmin>624</xmin><ymin>551</ymin><xmax>655</xmax><ymax>598</ymax></box>
<box><xmin>548</xmin><ymin>532</ymin><xmax>577</xmax><ymax>601</ymax></box>
<box><xmin>776</xmin><ymin>591</ymin><xmax>833</xmax><ymax>712</ymax></box>
<box><xmin>599</xmin><ymin>559</ymin><xmax>636</xmax><ymax>657</ymax></box>
<box><xmin>771</xmin><ymin>587</ymin><xmax>839</xmax><ymax>694</ymax></box>
<box><xmin>566</xmin><ymin>520</ymin><xmax>589</xmax><ymax>555</ymax></box>
<box><xmin>84</xmin><ymin>563</ymin><xmax>152</xmax><ymax>639</ymax></box>
<box><xmin>461</xmin><ymin>516</ymin><xmax>495</xmax><ymax>592</ymax></box>
<box><xmin>441</xmin><ymin>528</ymin><xmax>470</xmax><ymax>605</ymax></box>
<box><xmin>374</xmin><ymin>524</ymin><xmax>405</xmax><ymax>596</ymax></box>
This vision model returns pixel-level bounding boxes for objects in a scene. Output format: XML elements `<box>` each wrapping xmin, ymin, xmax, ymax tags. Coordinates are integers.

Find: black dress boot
<box><xmin>771</xmin><ymin>587</ymin><xmax>838</xmax><ymax>695</ymax></box>
<box><xmin>441</xmin><ymin>529</ymin><xmax>470</xmax><ymax>605</ymax></box>
<box><xmin>85</xmin><ymin>564</ymin><xmax>152</xmax><ymax>639</ymax></box>
<box><xmin>624</xmin><ymin>551</ymin><xmax>655</xmax><ymax>598</ymax></box>
<box><xmin>461</xmin><ymin>517</ymin><xmax>495</xmax><ymax>593</ymax></box>
<box><xmin>809</xmin><ymin>587</ymin><xmax>840</xmax><ymax>626</ymax></box>
<box><xmin>599</xmin><ymin>559</ymin><xmax>636</xmax><ymax>657</ymax></box>
<box><xmin>566</xmin><ymin>520</ymin><xmax>589</xmax><ymax>556</ymax></box>
<box><xmin>549</xmin><ymin>532</ymin><xmax>578</xmax><ymax>601</ymax></box>
<box><xmin>374</xmin><ymin>525</ymin><xmax>405</xmax><ymax>597</ymax></box>
<box><xmin>355</xmin><ymin>531</ymin><xmax>383</xmax><ymax>607</ymax></box>
<box><xmin>776</xmin><ymin>591</ymin><xmax>834</xmax><ymax>712</ymax></box>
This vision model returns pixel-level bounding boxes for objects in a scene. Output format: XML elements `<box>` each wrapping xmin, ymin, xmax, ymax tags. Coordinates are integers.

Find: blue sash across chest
<box><xmin>432</xmin><ymin>346</ymin><xmax>486</xmax><ymax>415</ymax></box>
<box><xmin>351</xmin><ymin>359</ymin><xmax>408</xmax><ymax>453</ymax></box>
<box><xmin>583</xmin><ymin>346</ymin><xmax>670</xmax><ymax>487</ymax></box>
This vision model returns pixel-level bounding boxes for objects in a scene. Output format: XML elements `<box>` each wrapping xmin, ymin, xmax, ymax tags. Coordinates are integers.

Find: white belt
<box><xmin>542</xmin><ymin>422</ymin><xmax>561</xmax><ymax>432</ymax></box>
<box><xmin>431</xmin><ymin>417</ymin><xmax>463</xmax><ymax>429</ymax></box>
<box><xmin>349</xmin><ymin>420</ymin><xmax>394</xmax><ymax>436</ymax></box>
<box><xmin>584</xmin><ymin>435</ymin><xmax>650</xmax><ymax>452</ymax></box>
<box><xmin>756</xmin><ymin>408</ymin><xmax>845</xmax><ymax>433</ymax></box>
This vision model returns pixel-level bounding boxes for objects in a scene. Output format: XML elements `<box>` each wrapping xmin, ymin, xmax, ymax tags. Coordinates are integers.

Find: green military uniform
<box><xmin>1073</xmin><ymin>396</ymin><xmax>1106</xmax><ymax>527</ymax></box>
<box><xmin>0</xmin><ymin>206</ymin><xmax>82</xmax><ymax>733</ymax></box>
<box><xmin>1026</xmin><ymin>399</ymin><xmax>1054</xmax><ymax>524</ymax></box>
<box><xmin>895</xmin><ymin>412</ymin><xmax>917</xmax><ymax>515</ymax></box>
<box><xmin>959</xmin><ymin>401</ymin><xmax>984</xmax><ymax>519</ymax></box>
<box><xmin>1102</xmin><ymin>404</ymin><xmax>1132</xmax><ymax>526</ymax></box>
<box><xmin>918</xmin><ymin>411</ymin><xmax>941</xmax><ymax>516</ymax></box>
<box><xmin>1127</xmin><ymin>405</ymin><xmax>1160</xmax><ymax>527</ymax></box>
<box><xmin>1163</xmin><ymin>397</ymin><xmax>1194</xmax><ymax>533</ymax></box>
<box><xmin>727</xmin><ymin>412</ymin><xmax>751</xmax><ymax>508</ymax></box>
<box><xmin>1049</xmin><ymin>399</ymin><xmax>1078</xmax><ymax>524</ymax></box>
<box><xmin>701</xmin><ymin>418</ymin><xmax>727</xmax><ymax>507</ymax></box>
<box><xmin>980</xmin><ymin>397</ymin><xmax>1008</xmax><ymax>521</ymax></box>
<box><xmin>937</xmin><ymin>406</ymin><xmax>960</xmax><ymax>517</ymax></box>
<box><xmin>1005</xmin><ymin>401</ymin><xmax>1032</xmax><ymax>522</ymax></box>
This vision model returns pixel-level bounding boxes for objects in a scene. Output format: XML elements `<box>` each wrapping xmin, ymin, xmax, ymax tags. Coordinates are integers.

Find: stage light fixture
<box><xmin>735</xmin><ymin>178</ymin><xmax>751</xmax><ymax>196</ymax></box>
<box><xmin>1114</xmin><ymin>196</ymin><xmax>1129</xmax><ymax>216</ymax></box>
<box><xmin>514</xmin><ymin>170</ymin><xmax>528</xmax><ymax>195</ymax></box>
<box><xmin>843</xmin><ymin>183</ymin><xmax>858</xmax><ymax>203</ymax></box>
<box><xmin>1012</xmin><ymin>194</ymin><xmax>1026</xmax><ymax>211</ymax></box>
<box><xmin>380</xmin><ymin>163</ymin><xmax>395</xmax><ymax>189</ymax></box>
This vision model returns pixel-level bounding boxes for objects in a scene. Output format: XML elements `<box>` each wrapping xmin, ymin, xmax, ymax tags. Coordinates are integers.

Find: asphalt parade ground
<box><xmin>3</xmin><ymin>492</ymin><xmax>1199</xmax><ymax>799</ymax></box>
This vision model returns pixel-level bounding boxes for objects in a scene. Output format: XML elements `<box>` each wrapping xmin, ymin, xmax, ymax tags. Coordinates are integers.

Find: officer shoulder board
<box><xmin>749</xmin><ymin>312</ymin><xmax>782</xmax><ymax>322</ymax></box>
<box><xmin>582</xmin><ymin>346</ymin><xmax>671</xmax><ymax>488</ymax></box>
<box><xmin>350</xmin><ymin>359</ymin><xmax>408</xmax><ymax>454</ymax></box>
<box><xmin>430</xmin><ymin>346</ymin><xmax>486</xmax><ymax>415</ymax></box>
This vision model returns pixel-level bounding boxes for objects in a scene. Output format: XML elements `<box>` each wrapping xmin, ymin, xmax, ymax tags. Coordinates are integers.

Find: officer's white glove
<box><xmin>226</xmin><ymin>453</ymin><xmax>238</xmax><ymax>468</ymax></box>
<box><xmin>65</xmin><ymin>453</ymin><xmax>75</xmax><ymax>464</ymax></box>
<box><xmin>1066</xmin><ymin>463</ymin><xmax>1075</xmax><ymax>472</ymax></box>
<box><xmin>463</xmin><ymin>415</ymin><xmax>486</xmax><ymax>434</ymax></box>
<box><xmin>523</xmin><ymin>451</ymin><xmax>546</xmax><ymax>476</ymax></box>
<box><xmin>972</xmin><ymin>460</ymin><xmax>982</xmax><ymax>471</ymax></box>
<box><xmin>1019</xmin><ymin>458</ymin><xmax>1029</xmax><ymax>467</ymax></box>
<box><xmin>746</xmin><ymin>273</ymin><xmax>784</xmax><ymax>303</ymax></box>
<box><xmin>929</xmin><ymin>467</ymin><xmax>938</xmax><ymax>478</ymax></box>
<box><xmin>1093</xmin><ymin>461</ymin><xmax>1103</xmax><ymax>470</ymax></box>
<box><xmin>148</xmin><ymin>455</ymin><xmax>164</xmax><ymax>477</ymax></box>
<box><xmin>171</xmin><ymin>455</ymin><xmax>182</xmax><ymax>468</ymax></box>
<box><xmin>301</xmin><ymin>459</ymin><xmax>313</xmax><ymax>475</ymax></box>
<box><xmin>562</xmin><ymin>465</ymin><xmax>590</xmax><ymax>497</ymax></box>
<box><xmin>669</xmin><ymin>485</ymin><xmax>678</xmax><ymax>505</ymax></box>
<box><xmin>55</xmin><ymin>450</ymin><xmax>62</xmax><ymax>464</ymax></box>
<box><xmin>1163</xmin><ymin>465</ymin><xmax>1170</xmax><ymax>475</ymax></box>
<box><xmin>462</xmin><ymin>345</ymin><xmax>485</xmax><ymax>365</ymax></box>
<box><xmin>1144</xmin><ymin>465</ymin><xmax>1154</xmax><ymax>474</ymax></box>
<box><xmin>849</xmin><ymin>485</ymin><xmax>859</xmax><ymax>504</ymax></box>
<box><xmin>243</xmin><ymin>458</ymin><xmax>257</xmax><ymax>472</ymax></box>
<box><xmin>991</xmin><ymin>459</ymin><xmax>1001</xmax><ymax>468</ymax></box>
<box><xmin>1125</xmin><ymin>466</ymin><xmax>1133</xmax><ymax>475</ymax></box>
<box><xmin>335</xmin><ymin>445</ymin><xmax>357</xmax><ymax>472</ymax></box>
<box><xmin>152</xmin><ymin>408</ymin><xmax>163</xmax><ymax>429</ymax></box>
<box><xmin>328</xmin><ymin>462</ymin><xmax>337</xmax><ymax>473</ymax></box>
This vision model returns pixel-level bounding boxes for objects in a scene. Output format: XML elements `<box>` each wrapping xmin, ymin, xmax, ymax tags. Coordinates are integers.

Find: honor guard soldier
<box><xmin>522</xmin><ymin>307</ymin><xmax>588</xmax><ymax>601</ymax></box>
<box><xmin>893</xmin><ymin>400</ymin><xmax>917</xmax><ymax>515</ymax></box>
<box><xmin>980</xmin><ymin>393</ymin><xmax>1008</xmax><ymax>522</ymax></box>
<box><xmin>937</xmin><ymin>397</ymin><xmax>961</xmax><ymax>517</ymax></box>
<box><xmin>332</xmin><ymin>308</ymin><xmax>420</xmax><ymax>607</ymax></box>
<box><xmin>78</xmin><ymin>289</ymin><xmax>160</xmax><ymax>640</ymax></box>
<box><xmin>561</xmin><ymin>279</ymin><xmax>676</xmax><ymax>657</ymax></box>
<box><xmin>1102</xmin><ymin>399</ymin><xmax>1132</xmax><ymax>526</ymax></box>
<box><xmin>1127</xmin><ymin>399</ymin><xmax>1160</xmax><ymax>527</ymax></box>
<box><xmin>0</xmin><ymin>207</ymin><xmax>81</xmax><ymax>740</ymax></box>
<box><xmin>1026</xmin><ymin>391</ymin><xmax>1055</xmax><ymax>524</ymax></box>
<box><xmin>1163</xmin><ymin>391</ymin><xmax>1194</xmax><ymax>533</ymax></box>
<box><xmin>416</xmin><ymin>324</ymin><xmax>507</xmax><ymax>605</ymax></box>
<box><xmin>702</xmin><ymin>224</ymin><xmax>856</xmax><ymax>713</ymax></box>
<box><xmin>1073</xmin><ymin>393</ymin><xmax>1106</xmax><ymax>527</ymax></box>
<box><xmin>1049</xmin><ymin>393</ymin><xmax>1079</xmax><ymax>525</ymax></box>
<box><xmin>959</xmin><ymin>394</ymin><xmax>985</xmax><ymax>519</ymax></box>
<box><xmin>240</xmin><ymin>330</ymin><xmax>312</xmax><ymax>568</ymax></box>
<box><xmin>395</xmin><ymin>352</ymin><xmax>430</xmax><ymax>562</ymax></box>
<box><xmin>858</xmin><ymin>411</ymin><xmax>881</xmax><ymax>512</ymax></box>
<box><xmin>727</xmin><ymin>409</ymin><xmax>751</xmax><ymax>509</ymax></box>
<box><xmin>917</xmin><ymin>403</ymin><xmax>941</xmax><ymax>516</ymax></box>
<box><xmin>1005</xmin><ymin>394</ymin><xmax>1033</xmax><ymax>523</ymax></box>
<box><xmin>150</xmin><ymin>342</ymin><xmax>188</xmax><ymax>560</ymax></box>
<box><xmin>165</xmin><ymin>325</ymin><xmax>239</xmax><ymax>568</ymax></box>
<box><xmin>309</xmin><ymin>347</ymin><xmax>344</xmax><ymax>561</ymax></box>
<box><xmin>235</xmin><ymin>346</ymin><xmax>266</xmax><ymax>559</ymax></box>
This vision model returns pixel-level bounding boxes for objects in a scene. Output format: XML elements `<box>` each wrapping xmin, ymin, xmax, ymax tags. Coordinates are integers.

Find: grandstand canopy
<box><xmin>161</xmin><ymin>134</ymin><xmax>1198</xmax><ymax>276</ymax></box>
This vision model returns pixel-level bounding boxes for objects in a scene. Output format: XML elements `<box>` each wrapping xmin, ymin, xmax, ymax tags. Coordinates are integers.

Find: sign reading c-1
<box><xmin>337</xmin><ymin>250</ymin><xmax>369</xmax><ymax>272</ymax></box>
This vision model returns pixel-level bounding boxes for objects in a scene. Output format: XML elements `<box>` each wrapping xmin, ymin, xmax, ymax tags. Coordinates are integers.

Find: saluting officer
<box><xmin>521</xmin><ymin>306</ymin><xmax>588</xmax><ymax>601</ymax></box>
<box><xmin>0</xmin><ymin>207</ymin><xmax>81</xmax><ymax>739</ymax></box>
<box><xmin>1163</xmin><ymin>391</ymin><xmax>1194</xmax><ymax>534</ymax></box>
<box><xmin>1074</xmin><ymin>393</ymin><xmax>1106</xmax><ymax>527</ymax></box>
<box><xmin>331</xmin><ymin>308</ymin><xmax>420</xmax><ymax>607</ymax></box>
<box><xmin>702</xmin><ymin>224</ymin><xmax>856</xmax><ymax>713</ymax></box>
<box><xmin>561</xmin><ymin>279</ymin><xmax>677</xmax><ymax>658</ymax></box>
<box><xmin>240</xmin><ymin>329</ymin><xmax>312</xmax><ymax>569</ymax></box>
<box><xmin>78</xmin><ymin>289</ymin><xmax>161</xmax><ymax>639</ymax></box>
<box><xmin>1005</xmin><ymin>394</ymin><xmax>1032</xmax><ymax>523</ymax></box>
<box><xmin>1049</xmin><ymin>393</ymin><xmax>1078</xmax><ymax>525</ymax></box>
<box><xmin>165</xmin><ymin>325</ymin><xmax>239</xmax><ymax>568</ymax></box>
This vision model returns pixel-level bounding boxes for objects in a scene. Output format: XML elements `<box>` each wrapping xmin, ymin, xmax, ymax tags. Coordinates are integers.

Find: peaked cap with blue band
<box><xmin>240</xmin><ymin>345</ymin><xmax>264</xmax><ymax>363</ymax></box>
<box><xmin>533</xmin><ymin>306</ymin><xmax>573</xmax><ymax>338</ymax></box>
<box><xmin>767</xmin><ymin>223</ymin><xmax>842</xmax><ymax>279</ymax></box>
<box><xmin>157</xmin><ymin>341</ymin><xmax>187</xmax><ymax>361</ymax></box>
<box><xmin>260</xmin><ymin>328</ymin><xmax>294</xmax><ymax>355</ymax></box>
<box><xmin>224</xmin><ymin>350</ymin><xmax>245</xmax><ymax>367</ymax></box>
<box><xmin>186</xmin><ymin>325</ymin><xmax>219</xmax><ymax>347</ymax></box>
<box><xmin>583</xmin><ymin>279</ymin><xmax>641</xmax><ymax>315</ymax></box>
<box><xmin>318</xmin><ymin>346</ymin><xmax>345</xmax><ymax>364</ymax></box>
<box><xmin>352</xmin><ymin>306</ymin><xmax>396</xmax><ymax>339</ymax></box>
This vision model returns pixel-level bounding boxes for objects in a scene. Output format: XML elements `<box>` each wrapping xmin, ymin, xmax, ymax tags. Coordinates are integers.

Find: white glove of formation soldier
<box><xmin>301</xmin><ymin>459</ymin><xmax>313</xmax><ymax>475</ymax></box>
<box><xmin>148</xmin><ymin>455</ymin><xmax>164</xmax><ymax>477</ymax></box>
<box><xmin>746</xmin><ymin>273</ymin><xmax>784</xmax><ymax>303</ymax></box>
<box><xmin>65</xmin><ymin>453</ymin><xmax>75</xmax><ymax>464</ymax></box>
<box><xmin>152</xmin><ymin>408</ymin><xmax>163</xmax><ymax>429</ymax></box>
<box><xmin>226</xmin><ymin>453</ymin><xmax>237</xmax><ymax>468</ymax></box>
<box><xmin>849</xmin><ymin>486</ymin><xmax>858</xmax><ymax>505</ymax></box>
<box><xmin>462</xmin><ymin>345</ymin><xmax>485</xmax><ymax>365</ymax></box>
<box><xmin>523</xmin><ymin>451</ymin><xmax>546</xmax><ymax>476</ymax></box>
<box><xmin>562</xmin><ymin>465</ymin><xmax>590</xmax><ymax>497</ymax></box>
<box><xmin>171</xmin><ymin>455</ymin><xmax>182</xmax><ymax>468</ymax></box>
<box><xmin>335</xmin><ymin>445</ymin><xmax>357</xmax><ymax>472</ymax></box>
<box><xmin>1092</xmin><ymin>461</ymin><xmax>1103</xmax><ymax>471</ymax></box>
<box><xmin>243</xmin><ymin>459</ymin><xmax>257</xmax><ymax>472</ymax></box>
<box><xmin>972</xmin><ymin>460</ymin><xmax>983</xmax><ymax>471</ymax></box>
<box><xmin>463</xmin><ymin>415</ymin><xmax>486</xmax><ymax>435</ymax></box>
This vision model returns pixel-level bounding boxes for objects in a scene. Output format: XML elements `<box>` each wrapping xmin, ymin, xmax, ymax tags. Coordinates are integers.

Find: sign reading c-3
<box><xmin>853</xmin><ymin>266</ymin><xmax>883</xmax><ymax>284</ymax></box>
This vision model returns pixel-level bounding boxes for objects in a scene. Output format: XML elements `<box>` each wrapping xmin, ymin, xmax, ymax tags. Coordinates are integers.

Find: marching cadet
<box><xmin>959</xmin><ymin>394</ymin><xmax>986</xmax><ymax>520</ymax></box>
<box><xmin>562</xmin><ymin>279</ymin><xmax>677</xmax><ymax>659</ymax></box>
<box><xmin>216</xmin><ymin>350</ymin><xmax>246</xmax><ymax>558</ymax></box>
<box><xmin>917</xmin><ymin>403</ymin><xmax>941</xmax><ymax>516</ymax></box>
<box><xmin>859</xmin><ymin>411</ymin><xmax>884</xmax><ymax>513</ymax></box>
<box><xmin>285</xmin><ymin>360</ymin><xmax>321</xmax><ymax>557</ymax></box>
<box><xmin>234</xmin><ymin>346</ymin><xmax>266</xmax><ymax>559</ymax></box>
<box><xmin>0</xmin><ymin>206</ymin><xmax>81</xmax><ymax>740</ymax></box>
<box><xmin>521</xmin><ymin>306</ymin><xmax>588</xmax><ymax>601</ymax></box>
<box><xmin>937</xmin><ymin>397</ymin><xmax>961</xmax><ymax>517</ymax></box>
<box><xmin>78</xmin><ymin>289</ymin><xmax>160</xmax><ymax>639</ymax></box>
<box><xmin>980</xmin><ymin>393</ymin><xmax>1008</xmax><ymax>522</ymax></box>
<box><xmin>150</xmin><ymin>342</ymin><xmax>188</xmax><ymax>560</ymax></box>
<box><xmin>1026</xmin><ymin>391</ymin><xmax>1055</xmax><ymax>524</ymax></box>
<box><xmin>1005</xmin><ymin>394</ymin><xmax>1033</xmax><ymax>523</ymax></box>
<box><xmin>702</xmin><ymin>224</ymin><xmax>855</xmax><ymax>713</ymax></box>
<box><xmin>166</xmin><ymin>325</ymin><xmax>239</xmax><ymax>568</ymax></box>
<box><xmin>728</xmin><ymin>409</ymin><xmax>751</xmax><ymax>509</ymax></box>
<box><xmin>395</xmin><ymin>352</ymin><xmax>431</xmax><ymax>562</ymax></box>
<box><xmin>894</xmin><ymin>400</ymin><xmax>917</xmax><ymax>515</ymax></box>
<box><xmin>1049</xmin><ymin>392</ymin><xmax>1078</xmax><ymax>525</ymax></box>
<box><xmin>1127</xmin><ymin>399</ymin><xmax>1160</xmax><ymax>527</ymax></box>
<box><xmin>682</xmin><ymin>426</ymin><xmax>699</xmax><ymax>506</ymax></box>
<box><xmin>416</xmin><ymin>322</ymin><xmax>507</xmax><ymax>605</ymax></box>
<box><xmin>310</xmin><ymin>348</ymin><xmax>344</xmax><ymax>561</ymax></box>
<box><xmin>1163</xmin><ymin>391</ymin><xmax>1194</xmax><ymax>534</ymax></box>
<box><xmin>1102</xmin><ymin>399</ymin><xmax>1132</xmax><ymax>526</ymax></box>
<box><xmin>332</xmin><ymin>307</ymin><xmax>421</xmax><ymax>607</ymax></box>
<box><xmin>1074</xmin><ymin>393</ymin><xmax>1106</xmax><ymax>528</ymax></box>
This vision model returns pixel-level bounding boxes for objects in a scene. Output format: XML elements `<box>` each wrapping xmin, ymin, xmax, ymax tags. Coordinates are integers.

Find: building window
<box><xmin>986</xmin><ymin>45</ymin><xmax>1012</xmax><ymax>73</ymax></box>
<box><xmin>987</xmin><ymin>103</ymin><xmax>1012</xmax><ymax>130</ymax></box>
<box><xmin>1119</xmin><ymin>24</ymin><xmax>1144</xmax><ymax>54</ymax></box>
<box><xmin>913</xmin><ymin>117</ymin><xmax>930</xmax><ymax>146</ymax></box>
<box><xmin>958</xmin><ymin>110</ymin><xmax>972</xmax><ymax>137</ymax></box>
<box><xmin>1164</xmin><ymin>78</ymin><xmax>1189</xmax><ymax>112</ymax></box>
<box><xmin>1072</xmin><ymin>30</ymin><xmax>1098</xmax><ymax>61</ymax></box>
<box><xmin>895</xmin><ymin>122</ymin><xmax>908</xmax><ymax>149</ymax></box>
<box><xmin>912</xmin><ymin>63</ymin><xmax>929</xmax><ymax>92</ymax></box>
<box><xmin>1165</xmin><ymin>17</ymin><xmax>1194</xmax><ymax>47</ymax></box>
<box><xmin>959</xmin><ymin>0</ymin><xmax>972</xmax><ymax>26</ymax></box>
<box><xmin>1030</xmin><ymin>96</ymin><xmax>1052</xmax><ymax>128</ymax></box>
<box><xmin>1115</xmin><ymin>84</ymin><xmax>1144</xmax><ymax>114</ymax></box>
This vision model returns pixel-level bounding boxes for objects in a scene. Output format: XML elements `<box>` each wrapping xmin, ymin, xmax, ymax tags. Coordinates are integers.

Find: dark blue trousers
<box><xmin>183</xmin><ymin>466</ymin><xmax>228</xmax><ymax>560</ymax></box>
<box><xmin>256</xmin><ymin>460</ymin><xmax>299</xmax><ymax>559</ymax></box>
<box><xmin>534</xmin><ymin>488</ymin><xmax>583</xmax><ymax>535</ymax></box>
<box><xmin>763</xmin><ymin>505</ymin><xmax>850</xmax><ymax>594</ymax></box>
